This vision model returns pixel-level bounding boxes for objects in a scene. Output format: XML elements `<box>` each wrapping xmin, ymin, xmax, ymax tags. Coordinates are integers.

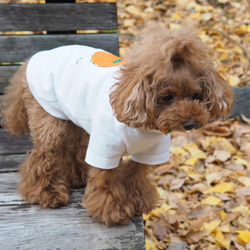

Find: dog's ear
<box><xmin>110</xmin><ymin>65</ymin><xmax>156</xmax><ymax>130</ymax></box>
<box><xmin>202</xmin><ymin>66</ymin><xmax>233</xmax><ymax>120</ymax></box>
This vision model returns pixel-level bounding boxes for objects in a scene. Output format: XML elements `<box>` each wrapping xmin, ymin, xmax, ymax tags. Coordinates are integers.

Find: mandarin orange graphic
<box><xmin>91</xmin><ymin>51</ymin><xmax>125</xmax><ymax>67</ymax></box>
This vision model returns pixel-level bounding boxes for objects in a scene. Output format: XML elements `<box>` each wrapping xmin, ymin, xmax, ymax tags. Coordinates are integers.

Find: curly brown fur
<box><xmin>1</xmin><ymin>62</ymin><xmax>90</xmax><ymax>208</ymax></box>
<box><xmin>0</xmin><ymin>23</ymin><xmax>233</xmax><ymax>226</ymax></box>
<box><xmin>110</xmin><ymin>23</ymin><xmax>233</xmax><ymax>131</ymax></box>
<box><xmin>82</xmin><ymin>160</ymin><xmax>159</xmax><ymax>226</ymax></box>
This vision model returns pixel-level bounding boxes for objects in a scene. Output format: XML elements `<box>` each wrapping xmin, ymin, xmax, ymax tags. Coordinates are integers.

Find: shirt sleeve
<box><xmin>85</xmin><ymin>113</ymin><xmax>126</xmax><ymax>169</ymax></box>
<box><xmin>131</xmin><ymin>133</ymin><xmax>171</xmax><ymax>166</ymax></box>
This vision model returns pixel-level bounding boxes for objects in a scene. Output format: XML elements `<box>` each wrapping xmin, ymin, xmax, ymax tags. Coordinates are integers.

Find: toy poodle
<box><xmin>0</xmin><ymin>23</ymin><xmax>233</xmax><ymax>226</ymax></box>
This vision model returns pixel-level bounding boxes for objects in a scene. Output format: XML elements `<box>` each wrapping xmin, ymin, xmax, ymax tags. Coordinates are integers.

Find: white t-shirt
<box><xmin>26</xmin><ymin>45</ymin><xmax>170</xmax><ymax>169</ymax></box>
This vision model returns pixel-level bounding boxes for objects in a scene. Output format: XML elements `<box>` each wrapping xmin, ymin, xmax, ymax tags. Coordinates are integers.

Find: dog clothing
<box><xmin>26</xmin><ymin>45</ymin><xmax>170</xmax><ymax>169</ymax></box>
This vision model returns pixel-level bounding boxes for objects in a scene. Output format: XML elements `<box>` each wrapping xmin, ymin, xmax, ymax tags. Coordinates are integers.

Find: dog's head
<box><xmin>110</xmin><ymin>23</ymin><xmax>233</xmax><ymax>133</ymax></box>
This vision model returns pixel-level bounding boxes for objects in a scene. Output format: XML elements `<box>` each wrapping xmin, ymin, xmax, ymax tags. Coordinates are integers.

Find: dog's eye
<box><xmin>162</xmin><ymin>95</ymin><xmax>174</xmax><ymax>103</ymax></box>
<box><xmin>191</xmin><ymin>93</ymin><xmax>201</xmax><ymax>101</ymax></box>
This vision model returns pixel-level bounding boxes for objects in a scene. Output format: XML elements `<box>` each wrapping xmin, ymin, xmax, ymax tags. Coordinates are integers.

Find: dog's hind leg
<box><xmin>63</xmin><ymin>121</ymin><xmax>90</xmax><ymax>188</ymax></box>
<box><xmin>0</xmin><ymin>61</ymin><xmax>29</xmax><ymax>136</ymax></box>
<box><xmin>19</xmin><ymin>97</ymin><xmax>71</xmax><ymax>208</ymax></box>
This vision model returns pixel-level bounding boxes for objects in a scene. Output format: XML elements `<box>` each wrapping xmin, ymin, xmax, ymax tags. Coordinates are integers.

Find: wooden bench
<box><xmin>0</xmin><ymin>2</ymin><xmax>145</xmax><ymax>249</ymax></box>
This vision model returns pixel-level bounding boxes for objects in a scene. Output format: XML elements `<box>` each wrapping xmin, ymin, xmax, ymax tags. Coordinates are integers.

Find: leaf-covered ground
<box><xmin>144</xmin><ymin>117</ymin><xmax>250</xmax><ymax>249</ymax></box>
<box><xmin>116</xmin><ymin>0</ymin><xmax>250</xmax><ymax>249</ymax></box>
<box><xmin>117</xmin><ymin>0</ymin><xmax>249</xmax><ymax>87</ymax></box>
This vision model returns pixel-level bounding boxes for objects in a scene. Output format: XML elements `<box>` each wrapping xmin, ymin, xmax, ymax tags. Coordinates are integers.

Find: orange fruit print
<box><xmin>91</xmin><ymin>51</ymin><xmax>126</xmax><ymax>67</ymax></box>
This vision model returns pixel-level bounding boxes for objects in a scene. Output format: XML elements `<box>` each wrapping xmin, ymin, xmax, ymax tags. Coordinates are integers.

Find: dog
<box><xmin>0</xmin><ymin>23</ymin><xmax>233</xmax><ymax>226</ymax></box>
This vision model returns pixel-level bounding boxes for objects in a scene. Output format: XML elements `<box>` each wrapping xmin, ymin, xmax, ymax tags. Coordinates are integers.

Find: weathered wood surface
<box><xmin>231</xmin><ymin>86</ymin><xmax>250</xmax><ymax>119</ymax></box>
<box><xmin>0</xmin><ymin>172</ymin><xmax>146</xmax><ymax>250</ymax></box>
<box><xmin>0</xmin><ymin>66</ymin><xmax>19</xmax><ymax>93</ymax></box>
<box><xmin>0</xmin><ymin>154</ymin><xmax>26</xmax><ymax>173</ymax></box>
<box><xmin>0</xmin><ymin>33</ymin><xmax>119</xmax><ymax>64</ymax></box>
<box><xmin>0</xmin><ymin>130</ymin><xmax>32</xmax><ymax>155</ymax></box>
<box><xmin>0</xmin><ymin>3</ymin><xmax>117</xmax><ymax>32</ymax></box>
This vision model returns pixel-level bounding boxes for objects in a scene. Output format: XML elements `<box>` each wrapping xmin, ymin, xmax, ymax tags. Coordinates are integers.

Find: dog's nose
<box><xmin>183</xmin><ymin>120</ymin><xmax>195</xmax><ymax>130</ymax></box>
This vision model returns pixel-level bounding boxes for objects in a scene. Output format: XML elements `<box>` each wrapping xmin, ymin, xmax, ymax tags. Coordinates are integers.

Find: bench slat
<box><xmin>0</xmin><ymin>130</ymin><xmax>32</xmax><ymax>155</ymax></box>
<box><xmin>0</xmin><ymin>154</ymin><xmax>26</xmax><ymax>173</ymax></box>
<box><xmin>0</xmin><ymin>172</ymin><xmax>146</xmax><ymax>250</ymax></box>
<box><xmin>0</xmin><ymin>66</ymin><xmax>19</xmax><ymax>93</ymax></box>
<box><xmin>0</xmin><ymin>3</ymin><xmax>117</xmax><ymax>32</ymax></box>
<box><xmin>0</xmin><ymin>33</ymin><xmax>119</xmax><ymax>63</ymax></box>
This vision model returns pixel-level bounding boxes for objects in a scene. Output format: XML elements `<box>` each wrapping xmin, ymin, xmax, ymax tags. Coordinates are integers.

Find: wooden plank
<box><xmin>0</xmin><ymin>33</ymin><xmax>119</xmax><ymax>63</ymax></box>
<box><xmin>0</xmin><ymin>129</ymin><xmax>32</xmax><ymax>154</ymax></box>
<box><xmin>0</xmin><ymin>154</ymin><xmax>26</xmax><ymax>172</ymax></box>
<box><xmin>0</xmin><ymin>172</ymin><xmax>146</xmax><ymax>250</ymax></box>
<box><xmin>231</xmin><ymin>86</ymin><xmax>250</xmax><ymax>118</ymax></box>
<box><xmin>0</xmin><ymin>3</ymin><xmax>117</xmax><ymax>31</ymax></box>
<box><xmin>0</xmin><ymin>66</ymin><xmax>19</xmax><ymax>94</ymax></box>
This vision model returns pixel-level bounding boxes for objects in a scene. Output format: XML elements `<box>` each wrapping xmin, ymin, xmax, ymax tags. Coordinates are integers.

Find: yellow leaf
<box><xmin>233</xmin><ymin>156</ymin><xmax>248</xmax><ymax>166</ymax></box>
<box><xmin>232</xmin><ymin>205</ymin><xmax>250</xmax><ymax>215</ymax></box>
<box><xmin>169</xmin><ymin>23</ymin><xmax>181</xmax><ymax>30</ymax></box>
<box><xmin>184</xmin><ymin>157</ymin><xmax>198</xmax><ymax>166</ymax></box>
<box><xmin>189</xmin><ymin>12</ymin><xmax>200</xmax><ymax>20</ymax></box>
<box><xmin>235</xmin><ymin>25</ymin><xmax>248</xmax><ymax>36</ymax></box>
<box><xmin>123</xmin><ymin>19</ymin><xmax>135</xmax><ymax>28</ymax></box>
<box><xmin>217</xmin><ymin>223</ymin><xmax>231</xmax><ymax>233</ymax></box>
<box><xmin>201</xmin><ymin>196</ymin><xmax>222</xmax><ymax>206</ymax></box>
<box><xmin>237</xmin><ymin>230</ymin><xmax>250</xmax><ymax>244</ymax></box>
<box><xmin>220</xmin><ymin>140</ymin><xmax>237</xmax><ymax>154</ymax></box>
<box><xmin>184</xmin><ymin>143</ymin><xmax>207</xmax><ymax>159</ymax></box>
<box><xmin>202</xmin><ymin>221</ymin><xmax>220</xmax><ymax>233</ymax></box>
<box><xmin>172</xmin><ymin>11</ymin><xmax>181</xmax><ymax>20</ymax></box>
<box><xmin>200</xmin><ymin>33</ymin><xmax>213</xmax><ymax>43</ymax></box>
<box><xmin>126</xmin><ymin>5</ymin><xmax>141</xmax><ymax>16</ymax></box>
<box><xmin>208</xmin><ymin>182</ymin><xmax>235</xmax><ymax>193</ymax></box>
<box><xmin>188</xmin><ymin>172</ymin><xmax>202</xmax><ymax>182</ymax></box>
<box><xmin>220</xmin><ymin>210</ymin><xmax>227</xmax><ymax>221</ymax></box>
<box><xmin>215</xmin><ymin>230</ymin><xmax>224</xmax><ymax>241</ymax></box>
<box><xmin>170</xmin><ymin>146</ymin><xmax>187</xmax><ymax>155</ymax></box>
<box><xmin>194</xmin><ymin>4</ymin><xmax>202</xmax><ymax>12</ymax></box>
<box><xmin>228</xmin><ymin>75</ymin><xmax>240</xmax><ymax>86</ymax></box>
<box><xmin>145</xmin><ymin>238</ymin><xmax>155</xmax><ymax>250</ymax></box>
<box><xmin>238</xmin><ymin>177</ymin><xmax>250</xmax><ymax>187</ymax></box>
<box><xmin>219</xmin><ymin>53</ymin><xmax>230</xmax><ymax>61</ymax></box>
<box><xmin>201</xmin><ymin>13</ymin><xmax>213</xmax><ymax>21</ymax></box>
<box><xmin>215</xmin><ymin>231</ymin><xmax>231</xmax><ymax>249</ymax></box>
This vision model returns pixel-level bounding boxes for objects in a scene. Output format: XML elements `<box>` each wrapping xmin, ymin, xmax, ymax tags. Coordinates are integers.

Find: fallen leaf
<box><xmin>217</xmin><ymin>223</ymin><xmax>231</xmax><ymax>233</ymax></box>
<box><xmin>215</xmin><ymin>231</ymin><xmax>231</xmax><ymax>249</ymax></box>
<box><xmin>213</xmin><ymin>150</ymin><xmax>231</xmax><ymax>162</ymax></box>
<box><xmin>235</xmin><ymin>187</ymin><xmax>250</xmax><ymax>196</ymax></box>
<box><xmin>185</xmin><ymin>229</ymin><xmax>210</xmax><ymax>244</ymax></box>
<box><xmin>145</xmin><ymin>238</ymin><xmax>155</xmax><ymax>250</ymax></box>
<box><xmin>184</xmin><ymin>157</ymin><xmax>199</xmax><ymax>166</ymax></box>
<box><xmin>238</xmin><ymin>177</ymin><xmax>250</xmax><ymax>187</ymax></box>
<box><xmin>151</xmin><ymin>218</ymin><xmax>171</xmax><ymax>240</ymax></box>
<box><xmin>202</xmin><ymin>220</ymin><xmax>221</xmax><ymax>233</ymax></box>
<box><xmin>202</xmin><ymin>196</ymin><xmax>222</xmax><ymax>206</ymax></box>
<box><xmin>125</xmin><ymin>5</ymin><xmax>141</xmax><ymax>16</ymax></box>
<box><xmin>154</xmin><ymin>163</ymin><xmax>175</xmax><ymax>175</ymax></box>
<box><xmin>170</xmin><ymin>179</ymin><xmax>185</xmax><ymax>190</ymax></box>
<box><xmin>237</xmin><ymin>230</ymin><xmax>250</xmax><ymax>245</ymax></box>
<box><xmin>184</xmin><ymin>143</ymin><xmax>207</xmax><ymax>159</ymax></box>
<box><xmin>207</xmin><ymin>182</ymin><xmax>235</xmax><ymax>193</ymax></box>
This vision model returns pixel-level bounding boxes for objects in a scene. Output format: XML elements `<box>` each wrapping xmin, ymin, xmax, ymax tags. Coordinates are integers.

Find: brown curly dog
<box><xmin>0</xmin><ymin>23</ymin><xmax>233</xmax><ymax>226</ymax></box>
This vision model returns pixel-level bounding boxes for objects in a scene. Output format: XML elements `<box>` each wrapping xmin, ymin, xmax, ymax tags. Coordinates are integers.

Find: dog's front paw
<box><xmin>82</xmin><ymin>186</ymin><xmax>135</xmax><ymax>226</ymax></box>
<box><xmin>128</xmin><ymin>181</ymin><xmax>159</xmax><ymax>215</ymax></box>
<box><xmin>38</xmin><ymin>190</ymin><xmax>70</xmax><ymax>208</ymax></box>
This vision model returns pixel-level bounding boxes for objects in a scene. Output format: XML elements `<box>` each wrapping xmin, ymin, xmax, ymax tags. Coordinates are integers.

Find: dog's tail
<box><xmin>0</xmin><ymin>62</ymin><xmax>29</xmax><ymax>136</ymax></box>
